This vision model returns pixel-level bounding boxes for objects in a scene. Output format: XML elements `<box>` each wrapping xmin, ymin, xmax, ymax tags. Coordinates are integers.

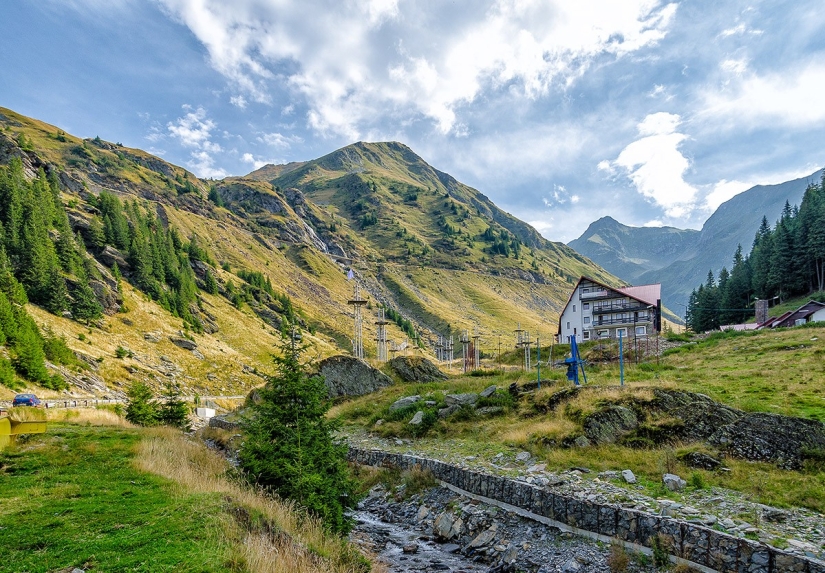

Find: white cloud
<box><xmin>241</xmin><ymin>152</ymin><xmax>280</xmax><ymax>170</ymax></box>
<box><xmin>167</xmin><ymin>105</ymin><xmax>227</xmax><ymax>178</ymax></box>
<box><xmin>605</xmin><ymin>112</ymin><xmax>697</xmax><ymax>218</ymax></box>
<box><xmin>701</xmin><ymin>60</ymin><xmax>825</xmax><ymax>129</ymax></box>
<box><xmin>259</xmin><ymin>132</ymin><xmax>303</xmax><ymax>150</ymax></box>
<box><xmin>703</xmin><ymin>179</ymin><xmax>753</xmax><ymax>211</ymax></box>
<box><xmin>643</xmin><ymin>219</ymin><xmax>664</xmax><ymax>227</ymax></box>
<box><xmin>230</xmin><ymin>95</ymin><xmax>247</xmax><ymax>108</ymax></box>
<box><xmin>156</xmin><ymin>0</ymin><xmax>678</xmax><ymax>137</ymax></box>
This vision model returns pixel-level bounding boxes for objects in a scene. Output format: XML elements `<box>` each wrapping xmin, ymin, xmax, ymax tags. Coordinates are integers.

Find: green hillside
<box><xmin>0</xmin><ymin>107</ymin><xmax>617</xmax><ymax>399</ymax></box>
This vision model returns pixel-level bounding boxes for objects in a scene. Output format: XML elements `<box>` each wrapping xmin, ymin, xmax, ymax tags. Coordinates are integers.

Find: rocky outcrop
<box><xmin>317</xmin><ymin>355</ymin><xmax>393</xmax><ymax>398</ymax></box>
<box><xmin>582</xmin><ymin>405</ymin><xmax>639</xmax><ymax>445</ymax></box>
<box><xmin>388</xmin><ymin>356</ymin><xmax>447</xmax><ymax>383</ymax></box>
<box><xmin>709</xmin><ymin>413</ymin><xmax>825</xmax><ymax>470</ymax></box>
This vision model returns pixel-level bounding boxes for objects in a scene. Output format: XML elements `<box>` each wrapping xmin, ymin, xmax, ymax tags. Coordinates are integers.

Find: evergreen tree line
<box><xmin>687</xmin><ymin>173</ymin><xmax>825</xmax><ymax>332</ymax></box>
<box><xmin>125</xmin><ymin>380</ymin><xmax>191</xmax><ymax>431</ymax></box>
<box><xmin>384</xmin><ymin>305</ymin><xmax>418</xmax><ymax>343</ymax></box>
<box><xmin>84</xmin><ymin>190</ymin><xmax>211</xmax><ymax>331</ymax></box>
<box><xmin>0</xmin><ymin>159</ymin><xmax>103</xmax><ymax>322</ymax></box>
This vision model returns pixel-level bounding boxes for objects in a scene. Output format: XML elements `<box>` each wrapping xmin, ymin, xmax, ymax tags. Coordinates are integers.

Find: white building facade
<box><xmin>557</xmin><ymin>277</ymin><xmax>661</xmax><ymax>343</ymax></box>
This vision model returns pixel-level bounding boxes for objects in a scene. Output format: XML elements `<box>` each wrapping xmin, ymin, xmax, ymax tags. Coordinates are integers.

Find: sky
<box><xmin>1</xmin><ymin>1</ymin><xmax>824</xmax><ymax>243</ymax></box>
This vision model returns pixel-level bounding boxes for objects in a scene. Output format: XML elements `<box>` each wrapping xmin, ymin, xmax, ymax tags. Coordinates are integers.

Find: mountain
<box><xmin>0</xmin><ymin>107</ymin><xmax>617</xmax><ymax>400</ymax></box>
<box><xmin>568</xmin><ymin>217</ymin><xmax>699</xmax><ymax>282</ymax></box>
<box><xmin>568</xmin><ymin>168</ymin><xmax>825</xmax><ymax>314</ymax></box>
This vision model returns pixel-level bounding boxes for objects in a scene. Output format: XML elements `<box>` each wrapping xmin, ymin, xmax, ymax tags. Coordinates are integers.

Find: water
<box><xmin>351</xmin><ymin>510</ymin><xmax>488</xmax><ymax>572</ymax></box>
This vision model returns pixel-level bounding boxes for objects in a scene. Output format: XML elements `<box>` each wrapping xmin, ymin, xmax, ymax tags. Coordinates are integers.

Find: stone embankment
<box><xmin>349</xmin><ymin>447</ymin><xmax>825</xmax><ymax>573</ymax></box>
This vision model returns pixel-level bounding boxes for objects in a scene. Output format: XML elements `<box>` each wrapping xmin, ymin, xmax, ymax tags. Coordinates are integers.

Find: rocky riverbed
<box><xmin>350</xmin><ymin>481</ymin><xmax>659</xmax><ymax>572</ymax></box>
<box><xmin>344</xmin><ymin>429</ymin><xmax>825</xmax><ymax>562</ymax></box>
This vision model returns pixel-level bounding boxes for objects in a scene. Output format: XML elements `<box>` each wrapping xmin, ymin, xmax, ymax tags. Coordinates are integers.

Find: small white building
<box><xmin>557</xmin><ymin>277</ymin><xmax>661</xmax><ymax>343</ymax></box>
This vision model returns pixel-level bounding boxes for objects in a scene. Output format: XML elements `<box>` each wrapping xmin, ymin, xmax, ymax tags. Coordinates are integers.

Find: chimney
<box><xmin>755</xmin><ymin>299</ymin><xmax>768</xmax><ymax>325</ymax></box>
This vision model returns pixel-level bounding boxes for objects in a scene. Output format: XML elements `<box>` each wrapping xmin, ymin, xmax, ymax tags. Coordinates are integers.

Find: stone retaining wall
<box><xmin>208</xmin><ymin>417</ymin><xmax>240</xmax><ymax>431</ymax></box>
<box><xmin>349</xmin><ymin>447</ymin><xmax>825</xmax><ymax>573</ymax></box>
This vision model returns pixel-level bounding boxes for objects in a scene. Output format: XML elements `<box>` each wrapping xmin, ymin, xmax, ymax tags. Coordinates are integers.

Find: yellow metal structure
<box><xmin>0</xmin><ymin>410</ymin><xmax>47</xmax><ymax>451</ymax></box>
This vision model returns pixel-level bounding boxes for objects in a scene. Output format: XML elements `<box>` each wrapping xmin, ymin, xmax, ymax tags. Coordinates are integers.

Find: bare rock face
<box><xmin>582</xmin><ymin>406</ymin><xmax>639</xmax><ymax>445</ymax></box>
<box><xmin>709</xmin><ymin>413</ymin><xmax>825</xmax><ymax>470</ymax></box>
<box><xmin>317</xmin><ymin>355</ymin><xmax>393</xmax><ymax>398</ymax></box>
<box><xmin>388</xmin><ymin>356</ymin><xmax>447</xmax><ymax>383</ymax></box>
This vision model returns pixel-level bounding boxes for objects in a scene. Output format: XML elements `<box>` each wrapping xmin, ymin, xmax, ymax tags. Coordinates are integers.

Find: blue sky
<box><xmin>2</xmin><ymin>0</ymin><xmax>824</xmax><ymax>242</ymax></box>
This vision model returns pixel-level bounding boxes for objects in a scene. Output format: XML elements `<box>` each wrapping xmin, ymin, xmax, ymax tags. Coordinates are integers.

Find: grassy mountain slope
<box><xmin>0</xmin><ymin>107</ymin><xmax>617</xmax><ymax>398</ymax></box>
<box><xmin>569</xmin><ymin>169</ymin><xmax>825</xmax><ymax>311</ymax></box>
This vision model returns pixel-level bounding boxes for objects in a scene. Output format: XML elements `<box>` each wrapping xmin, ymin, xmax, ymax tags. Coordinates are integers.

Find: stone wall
<box><xmin>349</xmin><ymin>447</ymin><xmax>825</xmax><ymax>573</ymax></box>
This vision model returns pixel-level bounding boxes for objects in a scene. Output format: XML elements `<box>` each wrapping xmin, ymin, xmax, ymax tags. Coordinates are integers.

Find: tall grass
<box><xmin>136</xmin><ymin>428</ymin><xmax>371</xmax><ymax>573</ymax></box>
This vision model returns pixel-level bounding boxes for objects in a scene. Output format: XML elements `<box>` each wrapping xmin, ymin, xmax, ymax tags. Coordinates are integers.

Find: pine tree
<box><xmin>203</xmin><ymin>268</ymin><xmax>219</xmax><ymax>295</ymax></box>
<box><xmin>239</xmin><ymin>332</ymin><xmax>359</xmax><ymax>534</ymax></box>
<box><xmin>125</xmin><ymin>381</ymin><xmax>160</xmax><ymax>426</ymax></box>
<box><xmin>158</xmin><ymin>381</ymin><xmax>191</xmax><ymax>431</ymax></box>
<box><xmin>70</xmin><ymin>280</ymin><xmax>103</xmax><ymax>323</ymax></box>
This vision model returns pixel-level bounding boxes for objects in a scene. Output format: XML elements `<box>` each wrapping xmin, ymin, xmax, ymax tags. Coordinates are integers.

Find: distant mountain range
<box><xmin>569</xmin><ymin>168</ymin><xmax>825</xmax><ymax>315</ymax></box>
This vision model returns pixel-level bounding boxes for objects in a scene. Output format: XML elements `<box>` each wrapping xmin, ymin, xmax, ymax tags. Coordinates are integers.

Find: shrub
<box><xmin>689</xmin><ymin>471</ymin><xmax>706</xmax><ymax>489</ymax></box>
<box><xmin>158</xmin><ymin>382</ymin><xmax>190</xmax><ymax>431</ymax></box>
<box><xmin>650</xmin><ymin>533</ymin><xmax>671</xmax><ymax>567</ymax></box>
<box><xmin>607</xmin><ymin>542</ymin><xmax>630</xmax><ymax>572</ymax></box>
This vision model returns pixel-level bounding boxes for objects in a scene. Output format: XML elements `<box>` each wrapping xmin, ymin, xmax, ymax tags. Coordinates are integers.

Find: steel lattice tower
<box><xmin>348</xmin><ymin>283</ymin><xmax>368</xmax><ymax>359</ymax></box>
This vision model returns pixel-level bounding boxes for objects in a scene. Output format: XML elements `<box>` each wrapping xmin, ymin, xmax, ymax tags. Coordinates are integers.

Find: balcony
<box><xmin>579</xmin><ymin>289</ymin><xmax>610</xmax><ymax>300</ymax></box>
<box><xmin>591</xmin><ymin>301</ymin><xmax>652</xmax><ymax>314</ymax></box>
<box><xmin>591</xmin><ymin>315</ymin><xmax>652</xmax><ymax>326</ymax></box>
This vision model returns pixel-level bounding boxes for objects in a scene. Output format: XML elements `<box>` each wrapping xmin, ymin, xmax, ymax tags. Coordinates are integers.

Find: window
<box><xmin>573</xmin><ymin>304</ymin><xmax>576</xmax><ymax>312</ymax></box>
<box><xmin>583</xmin><ymin>302</ymin><xmax>589</xmax><ymax>310</ymax></box>
<box><xmin>583</xmin><ymin>331</ymin><xmax>590</xmax><ymax>340</ymax></box>
<box><xmin>583</xmin><ymin>317</ymin><xmax>590</xmax><ymax>324</ymax></box>
<box><xmin>635</xmin><ymin>325</ymin><xmax>647</xmax><ymax>336</ymax></box>
<box><xmin>566</xmin><ymin>321</ymin><xmax>570</xmax><ymax>330</ymax></box>
<box><xmin>598</xmin><ymin>330</ymin><xmax>609</xmax><ymax>339</ymax></box>
<box><xmin>582</xmin><ymin>287</ymin><xmax>590</xmax><ymax>293</ymax></box>
<box><xmin>616</xmin><ymin>328</ymin><xmax>627</xmax><ymax>338</ymax></box>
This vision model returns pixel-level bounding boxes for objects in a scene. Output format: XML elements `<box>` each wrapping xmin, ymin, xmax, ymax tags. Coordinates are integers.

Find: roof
<box><xmin>759</xmin><ymin>300</ymin><xmax>825</xmax><ymax>328</ymax></box>
<box><xmin>616</xmin><ymin>284</ymin><xmax>661</xmax><ymax>307</ymax></box>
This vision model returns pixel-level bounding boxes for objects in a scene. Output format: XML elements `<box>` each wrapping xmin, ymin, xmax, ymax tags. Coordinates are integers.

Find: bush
<box><xmin>607</xmin><ymin>542</ymin><xmax>630</xmax><ymax>573</ymax></box>
<box><xmin>650</xmin><ymin>533</ymin><xmax>671</xmax><ymax>567</ymax></box>
<box><xmin>158</xmin><ymin>382</ymin><xmax>190</xmax><ymax>431</ymax></box>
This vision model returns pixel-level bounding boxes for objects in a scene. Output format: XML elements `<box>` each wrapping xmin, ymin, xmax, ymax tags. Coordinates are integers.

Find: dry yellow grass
<box><xmin>47</xmin><ymin>408</ymin><xmax>132</xmax><ymax>426</ymax></box>
<box><xmin>135</xmin><ymin>427</ymin><xmax>372</xmax><ymax>573</ymax></box>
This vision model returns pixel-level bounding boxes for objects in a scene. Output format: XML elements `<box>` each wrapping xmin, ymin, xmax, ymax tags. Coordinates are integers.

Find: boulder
<box><xmin>98</xmin><ymin>245</ymin><xmax>129</xmax><ymax>271</ymax></box>
<box><xmin>480</xmin><ymin>385</ymin><xmax>497</xmax><ymax>398</ymax></box>
<box><xmin>388</xmin><ymin>356</ymin><xmax>447</xmax><ymax>382</ymax></box>
<box><xmin>582</xmin><ymin>406</ymin><xmax>638</xmax><ymax>444</ymax></box>
<box><xmin>708</xmin><ymin>412</ymin><xmax>825</xmax><ymax>469</ymax></box>
<box><xmin>433</xmin><ymin>512</ymin><xmax>463</xmax><ymax>540</ymax></box>
<box><xmin>169</xmin><ymin>336</ymin><xmax>198</xmax><ymax>350</ymax></box>
<box><xmin>445</xmin><ymin>393</ymin><xmax>479</xmax><ymax>407</ymax></box>
<box><xmin>409</xmin><ymin>411</ymin><xmax>424</xmax><ymax>425</ymax></box>
<box><xmin>663</xmin><ymin>473</ymin><xmax>686</xmax><ymax>491</ymax></box>
<box><xmin>679</xmin><ymin>451</ymin><xmax>722</xmax><ymax>470</ymax></box>
<box><xmin>389</xmin><ymin>395</ymin><xmax>421</xmax><ymax>412</ymax></box>
<box><xmin>621</xmin><ymin>469</ymin><xmax>637</xmax><ymax>484</ymax></box>
<box><xmin>317</xmin><ymin>355</ymin><xmax>394</xmax><ymax>398</ymax></box>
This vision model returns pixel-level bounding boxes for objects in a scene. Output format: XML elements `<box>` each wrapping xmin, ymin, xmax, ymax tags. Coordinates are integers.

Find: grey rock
<box><xmin>416</xmin><ymin>505</ymin><xmax>430</xmax><ymax>521</ymax></box>
<box><xmin>480</xmin><ymin>385</ymin><xmax>497</xmax><ymax>398</ymax></box>
<box><xmin>476</xmin><ymin>406</ymin><xmax>504</xmax><ymax>416</ymax></box>
<box><xmin>582</xmin><ymin>405</ymin><xmax>638</xmax><ymax>444</ymax></box>
<box><xmin>191</xmin><ymin>349</ymin><xmax>205</xmax><ymax>360</ymax></box>
<box><xmin>402</xmin><ymin>543</ymin><xmax>418</xmax><ymax>554</ymax></box>
<box><xmin>680</xmin><ymin>451</ymin><xmax>722</xmax><ymax>470</ymax></box>
<box><xmin>388</xmin><ymin>355</ymin><xmax>447</xmax><ymax>382</ymax></box>
<box><xmin>561</xmin><ymin>558</ymin><xmax>581</xmax><ymax>572</ymax></box>
<box><xmin>409</xmin><ymin>410</ymin><xmax>424</xmax><ymax>425</ymax></box>
<box><xmin>445</xmin><ymin>393</ymin><xmax>479</xmax><ymax>407</ymax></box>
<box><xmin>573</xmin><ymin>436</ymin><xmax>590</xmax><ymax>448</ymax></box>
<box><xmin>433</xmin><ymin>512</ymin><xmax>463</xmax><ymax>540</ymax></box>
<box><xmin>169</xmin><ymin>336</ymin><xmax>198</xmax><ymax>350</ymax></box>
<box><xmin>390</xmin><ymin>395</ymin><xmax>422</xmax><ymax>412</ymax></box>
<box><xmin>515</xmin><ymin>451</ymin><xmax>531</xmax><ymax>462</ymax></box>
<box><xmin>662</xmin><ymin>473</ymin><xmax>686</xmax><ymax>492</ymax></box>
<box><xmin>144</xmin><ymin>332</ymin><xmax>161</xmax><ymax>343</ymax></box>
<box><xmin>621</xmin><ymin>469</ymin><xmax>637</xmax><ymax>484</ymax></box>
<box><xmin>709</xmin><ymin>412</ymin><xmax>825</xmax><ymax>470</ymax></box>
<box><xmin>319</xmin><ymin>355</ymin><xmax>394</xmax><ymax>398</ymax></box>
<box><xmin>468</xmin><ymin>526</ymin><xmax>497</xmax><ymax>548</ymax></box>
<box><xmin>442</xmin><ymin>543</ymin><xmax>460</xmax><ymax>553</ymax></box>
<box><xmin>438</xmin><ymin>405</ymin><xmax>459</xmax><ymax>418</ymax></box>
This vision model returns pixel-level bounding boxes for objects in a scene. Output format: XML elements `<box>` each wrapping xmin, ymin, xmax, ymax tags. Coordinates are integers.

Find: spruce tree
<box><xmin>159</xmin><ymin>381</ymin><xmax>191</xmax><ymax>431</ymax></box>
<box><xmin>125</xmin><ymin>381</ymin><xmax>160</xmax><ymax>426</ymax></box>
<box><xmin>239</xmin><ymin>331</ymin><xmax>359</xmax><ymax>534</ymax></box>
<box><xmin>70</xmin><ymin>280</ymin><xmax>103</xmax><ymax>323</ymax></box>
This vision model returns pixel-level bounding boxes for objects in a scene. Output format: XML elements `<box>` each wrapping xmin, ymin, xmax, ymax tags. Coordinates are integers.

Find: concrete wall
<box><xmin>349</xmin><ymin>447</ymin><xmax>825</xmax><ymax>573</ymax></box>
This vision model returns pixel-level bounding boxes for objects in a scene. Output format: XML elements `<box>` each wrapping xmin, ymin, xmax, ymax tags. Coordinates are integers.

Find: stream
<box><xmin>351</xmin><ymin>509</ymin><xmax>489</xmax><ymax>572</ymax></box>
